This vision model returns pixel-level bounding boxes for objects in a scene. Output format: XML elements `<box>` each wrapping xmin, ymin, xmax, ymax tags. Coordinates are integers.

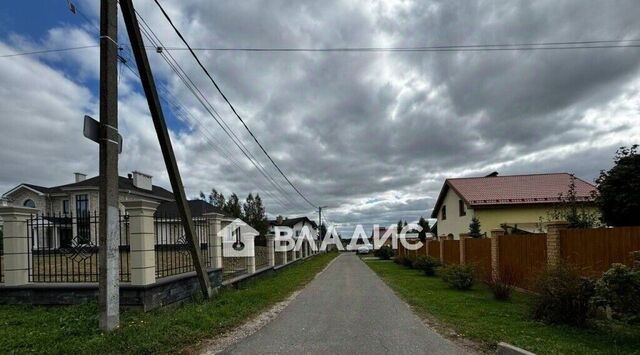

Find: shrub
<box><xmin>402</xmin><ymin>255</ymin><xmax>415</xmax><ymax>268</ymax></box>
<box><xmin>412</xmin><ymin>256</ymin><xmax>441</xmax><ymax>276</ymax></box>
<box><xmin>530</xmin><ymin>264</ymin><xmax>595</xmax><ymax>326</ymax></box>
<box><xmin>592</xmin><ymin>263</ymin><xmax>640</xmax><ymax>322</ymax></box>
<box><xmin>374</xmin><ymin>246</ymin><xmax>394</xmax><ymax>260</ymax></box>
<box><xmin>442</xmin><ymin>264</ymin><xmax>475</xmax><ymax>290</ymax></box>
<box><xmin>392</xmin><ymin>255</ymin><xmax>402</xmax><ymax>264</ymax></box>
<box><xmin>485</xmin><ymin>268</ymin><xmax>516</xmax><ymax>301</ymax></box>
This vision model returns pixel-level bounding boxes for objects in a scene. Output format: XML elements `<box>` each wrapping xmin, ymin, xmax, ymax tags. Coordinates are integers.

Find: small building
<box><xmin>430</xmin><ymin>172</ymin><xmax>597</xmax><ymax>239</ymax></box>
<box><xmin>268</xmin><ymin>216</ymin><xmax>318</xmax><ymax>239</ymax></box>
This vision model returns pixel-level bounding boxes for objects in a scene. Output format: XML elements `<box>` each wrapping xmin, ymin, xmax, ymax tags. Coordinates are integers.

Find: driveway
<box><xmin>220</xmin><ymin>253</ymin><xmax>467</xmax><ymax>354</ymax></box>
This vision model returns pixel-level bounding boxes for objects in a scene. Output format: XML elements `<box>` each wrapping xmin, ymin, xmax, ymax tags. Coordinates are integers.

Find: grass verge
<box><xmin>0</xmin><ymin>252</ymin><xmax>337</xmax><ymax>354</ymax></box>
<box><xmin>364</xmin><ymin>258</ymin><xmax>640</xmax><ymax>354</ymax></box>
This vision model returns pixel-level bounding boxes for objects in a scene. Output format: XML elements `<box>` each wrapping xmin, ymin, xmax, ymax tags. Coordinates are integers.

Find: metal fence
<box><xmin>154</xmin><ymin>215</ymin><xmax>211</xmax><ymax>279</ymax></box>
<box><xmin>26</xmin><ymin>212</ymin><xmax>130</xmax><ymax>283</ymax></box>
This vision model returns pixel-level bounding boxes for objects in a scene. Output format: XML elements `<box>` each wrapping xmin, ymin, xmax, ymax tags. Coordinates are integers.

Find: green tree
<box><xmin>417</xmin><ymin>216</ymin><xmax>430</xmax><ymax>241</ymax></box>
<box><xmin>469</xmin><ymin>217</ymin><xmax>482</xmax><ymax>238</ymax></box>
<box><xmin>548</xmin><ymin>174</ymin><xmax>600</xmax><ymax>228</ymax></box>
<box><xmin>319</xmin><ymin>222</ymin><xmax>327</xmax><ymax>240</ymax></box>
<box><xmin>397</xmin><ymin>219</ymin><xmax>403</xmax><ymax>234</ymax></box>
<box><xmin>595</xmin><ymin>145</ymin><xmax>640</xmax><ymax>226</ymax></box>
<box><xmin>224</xmin><ymin>193</ymin><xmax>243</xmax><ymax>219</ymax></box>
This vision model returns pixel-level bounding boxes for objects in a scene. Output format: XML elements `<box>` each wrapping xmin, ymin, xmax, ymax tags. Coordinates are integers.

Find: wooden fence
<box><xmin>391</xmin><ymin>226</ymin><xmax>640</xmax><ymax>291</ymax></box>
<box><xmin>499</xmin><ymin>234</ymin><xmax>547</xmax><ymax>289</ymax></box>
<box><xmin>442</xmin><ymin>240</ymin><xmax>460</xmax><ymax>265</ymax></box>
<box><xmin>560</xmin><ymin>226</ymin><xmax>640</xmax><ymax>277</ymax></box>
<box><xmin>464</xmin><ymin>238</ymin><xmax>491</xmax><ymax>277</ymax></box>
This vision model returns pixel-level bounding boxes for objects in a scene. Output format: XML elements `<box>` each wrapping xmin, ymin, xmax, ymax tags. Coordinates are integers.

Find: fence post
<box><xmin>459</xmin><ymin>236</ymin><xmax>467</xmax><ymax>265</ymax></box>
<box><xmin>123</xmin><ymin>200</ymin><xmax>159</xmax><ymax>286</ymax></box>
<box><xmin>266</xmin><ymin>234</ymin><xmax>275</xmax><ymax>267</ymax></box>
<box><xmin>490</xmin><ymin>228</ymin><xmax>505</xmax><ymax>280</ymax></box>
<box><xmin>439</xmin><ymin>238</ymin><xmax>444</xmax><ymax>262</ymax></box>
<box><xmin>0</xmin><ymin>206</ymin><xmax>36</xmax><ymax>285</ymax></box>
<box><xmin>203</xmin><ymin>212</ymin><xmax>223</xmax><ymax>269</ymax></box>
<box><xmin>282</xmin><ymin>248</ymin><xmax>288</xmax><ymax>264</ymax></box>
<box><xmin>546</xmin><ymin>221</ymin><xmax>568</xmax><ymax>268</ymax></box>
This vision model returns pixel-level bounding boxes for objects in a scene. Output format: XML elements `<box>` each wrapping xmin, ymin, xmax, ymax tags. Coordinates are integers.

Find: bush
<box><xmin>402</xmin><ymin>255</ymin><xmax>415</xmax><ymax>268</ymax></box>
<box><xmin>392</xmin><ymin>255</ymin><xmax>402</xmax><ymax>264</ymax></box>
<box><xmin>530</xmin><ymin>264</ymin><xmax>595</xmax><ymax>326</ymax></box>
<box><xmin>374</xmin><ymin>246</ymin><xmax>394</xmax><ymax>260</ymax></box>
<box><xmin>442</xmin><ymin>264</ymin><xmax>475</xmax><ymax>290</ymax></box>
<box><xmin>412</xmin><ymin>256</ymin><xmax>441</xmax><ymax>276</ymax></box>
<box><xmin>592</xmin><ymin>263</ymin><xmax>640</xmax><ymax>322</ymax></box>
<box><xmin>485</xmin><ymin>268</ymin><xmax>516</xmax><ymax>301</ymax></box>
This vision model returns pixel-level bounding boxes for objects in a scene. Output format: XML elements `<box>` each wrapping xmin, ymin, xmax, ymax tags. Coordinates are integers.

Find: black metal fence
<box><xmin>154</xmin><ymin>215</ymin><xmax>210</xmax><ymax>279</ymax></box>
<box><xmin>26</xmin><ymin>212</ymin><xmax>130</xmax><ymax>283</ymax></box>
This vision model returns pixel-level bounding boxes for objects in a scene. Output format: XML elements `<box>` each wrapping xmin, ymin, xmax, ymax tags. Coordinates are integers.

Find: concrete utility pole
<box><xmin>120</xmin><ymin>0</ymin><xmax>212</xmax><ymax>298</ymax></box>
<box><xmin>98</xmin><ymin>0</ymin><xmax>120</xmax><ymax>331</ymax></box>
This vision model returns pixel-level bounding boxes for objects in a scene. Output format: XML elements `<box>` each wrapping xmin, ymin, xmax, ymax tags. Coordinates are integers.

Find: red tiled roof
<box><xmin>431</xmin><ymin>173</ymin><xmax>596</xmax><ymax>218</ymax></box>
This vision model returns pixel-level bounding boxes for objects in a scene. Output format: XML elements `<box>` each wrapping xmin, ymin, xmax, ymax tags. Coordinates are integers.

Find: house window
<box><xmin>459</xmin><ymin>200</ymin><xmax>466</xmax><ymax>216</ymax></box>
<box><xmin>442</xmin><ymin>205</ymin><xmax>447</xmax><ymax>220</ymax></box>
<box><xmin>62</xmin><ymin>200</ymin><xmax>70</xmax><ymax>215</ymax></box>
<box><xmin>23</xmin><ymin>199</ymin><xmax>36</xmax><ymax>208</ymax></box>
<box><xmin>76</xmin><ymin>194</ymin><xmax>90</xmax><ymax>244</ymax></box>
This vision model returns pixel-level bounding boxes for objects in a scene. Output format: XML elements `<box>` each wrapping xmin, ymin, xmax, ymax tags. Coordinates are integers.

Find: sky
<box><xmin>1</xmin><ymin>0</ymin><xmax>639</xmax><ymax>236</ymax></box>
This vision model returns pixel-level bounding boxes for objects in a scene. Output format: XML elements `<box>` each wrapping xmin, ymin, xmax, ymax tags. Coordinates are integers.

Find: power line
<box><xmin>152</xmin><ymin>39</ymin><xmax>640</xmax><ymax>53</ymax></box>
<box><xmin>153</xmin><ymin>0</ymin><xmax>318</xmax><ymax>210</ymax></box>
<box><xmin>0</xmin><ymin>45</ymin><xmax>99</xmax><ymax>58</ymax></box>
<box><xmin>133</xmin><ymin>13</ymin><xmax>306</xmax><ymax>211</ymax></box>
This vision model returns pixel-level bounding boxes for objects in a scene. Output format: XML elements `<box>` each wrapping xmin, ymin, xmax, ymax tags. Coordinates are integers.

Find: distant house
<box><xmin>1</xmin><ymin>171</ymin><xmax>173</xmax><ymax>250</ymax></box>
<box><xmin>430</xmin><ymin>172</ymin><xmax>597</xmax><ymax>239</ymax></box>
<box><xmin>268</xmin><ymin>216</ymin><xmax>318</xmax><ymax>239</ymax></box>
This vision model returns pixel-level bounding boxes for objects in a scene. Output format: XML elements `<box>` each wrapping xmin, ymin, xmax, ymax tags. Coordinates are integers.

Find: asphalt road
<box><xmin>221</xmin><ymin>253</ymin><xmax>467</xmax><ymax>355</ymax></box>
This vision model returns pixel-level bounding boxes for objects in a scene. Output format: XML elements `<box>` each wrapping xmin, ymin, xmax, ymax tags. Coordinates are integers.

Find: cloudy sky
<box><xmin>1</xmin><ymin>0</ymin><xmax>639</xmax><ymax>236</ymax></box>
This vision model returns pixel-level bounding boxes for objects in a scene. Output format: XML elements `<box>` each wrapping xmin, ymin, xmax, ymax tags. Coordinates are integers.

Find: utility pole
<box><xmin>120</xmin><ymin>0</ymin><xmax>212</xmax><ymax>298</ymax></box>
<box><xmin>98</xmin><ymin>0</ymin><xmax>120</xmax><ymax>331</ymax></box>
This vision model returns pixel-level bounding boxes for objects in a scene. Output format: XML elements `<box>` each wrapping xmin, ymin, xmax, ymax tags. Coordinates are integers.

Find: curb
<box><xmin>496</xmin><ymin>342</ymin><xmax>536</xmax><ymax>355</ymax></box>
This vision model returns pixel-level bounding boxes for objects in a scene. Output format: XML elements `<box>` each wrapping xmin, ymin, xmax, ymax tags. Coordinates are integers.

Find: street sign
<box><xmin>83</xmin><ymin>115</ymin><xmax>122</xmax><ymax>153</ymax></box>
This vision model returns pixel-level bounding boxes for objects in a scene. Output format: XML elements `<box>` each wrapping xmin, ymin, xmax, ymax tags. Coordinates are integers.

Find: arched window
<box><xmin>23</xmin><ymin>199</ymin><xmax>36</xmax><ymax>208</ymax></box>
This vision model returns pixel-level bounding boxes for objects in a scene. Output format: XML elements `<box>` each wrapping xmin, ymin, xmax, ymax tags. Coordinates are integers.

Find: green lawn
<box><xmin>364</xmin><ymin>259</ymin><xmax>640</xmax><ymax>355</ymax></box>
<box><xmin>0</xmin><ymin>252</ymin><xmax>337</xmax><ymax>354</ymax></box>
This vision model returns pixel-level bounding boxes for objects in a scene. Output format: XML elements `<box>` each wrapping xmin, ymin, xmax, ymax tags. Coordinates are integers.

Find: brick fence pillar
<box><xmin>0</xmin><ymin>206</ymin><xmax>37</xmax><ymax>285</ymax></box>
<box><xmin>266</xmin><ymin>234</ymin><xmax>275</xmax><ymax>267</ymax></box>
<box><xmin>203</xmin><ymin>212</ymin><xmax>223</xmax><ymax>269</ymax></box>
<box><xmin>546</xmin><ymin>221</ymin><xmax>568</xmax><ymax>268</ymax></box>
<box><xmin>123</xmin><ymin>200</ymin><xmax>159</xmax><ymax>286</ymax></box>
<box><xmin>490</xmin><ymin>228</ymin><xmax>505</xmax><ymax>280</ymax></box>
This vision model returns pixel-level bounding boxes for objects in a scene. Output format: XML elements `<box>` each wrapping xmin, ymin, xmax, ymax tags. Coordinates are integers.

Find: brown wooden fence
<box><xmin>499</xmin><ymin>234</ymin><xmax>547</xmax><ymax>289</ymax></box>
<box><xmin>464</xmin><ymin>238</ymin><xmax>491</xmax><ymax>277</ymax></box>
<box><xmin>428</xmin><ymin>240</ymin><xmax>440</xmax><ymax>259</ymax></box>
<box><xmin>560</xmin><ymin>226</ymin><xmax>640</xmax><ymax>277</ymax></box>
<box><xmin>442</xmin><ymin>240</ymin><xmax>460</xmax><ymax>265</ymax></box>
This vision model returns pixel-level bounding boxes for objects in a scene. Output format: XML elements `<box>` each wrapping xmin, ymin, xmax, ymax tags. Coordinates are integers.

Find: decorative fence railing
<box><xmin>0</xmin><ymin>208</ymin><xmax>319</xmax><ymax>286</ymax></box>
<box><xmin>154</xmin><ymin>215</ymin><xmax>210</xmax><ymax>279</ymax></box>
<box><xmin>25</xmin><ymin>212</ymin><xmax>130</xmax><ymax>283</ymax></box>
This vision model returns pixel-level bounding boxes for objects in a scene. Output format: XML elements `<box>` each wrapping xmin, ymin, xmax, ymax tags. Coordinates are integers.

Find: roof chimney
<box><xmin>131</xmin><ymin>171</ymin><xmax>153</xmax><ymax>191</ymax></box>
<box><xmin>276</xmin><ymin>215</ymin><xmax>284</xmax><ymax>224</ymax></box>
<box><xmin>74</xmin><ymin>172</ymin><xmax>87</xmax><ymax>182</ymax></box>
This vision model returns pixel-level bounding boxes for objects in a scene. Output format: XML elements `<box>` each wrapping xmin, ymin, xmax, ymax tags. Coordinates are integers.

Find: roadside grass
<box><xmin>364</xmin><ymin>259</ymin><xmax>640</xmax><ymax>355</ymax></box>
<box><xmin>0</xmin><ymin>252</ymin><xmax>337</xmax><ymax>354</ymax></box>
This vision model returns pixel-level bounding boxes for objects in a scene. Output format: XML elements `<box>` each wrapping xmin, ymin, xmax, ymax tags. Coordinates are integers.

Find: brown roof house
<box><xmin>430</xmin><ymin>172</ymin><xmax>597</xmax><ymax>239</ymax></box>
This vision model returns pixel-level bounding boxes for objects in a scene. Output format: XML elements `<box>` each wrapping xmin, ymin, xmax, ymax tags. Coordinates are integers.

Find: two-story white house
<box><xmin>268</xmin><ymin>216</ymin><xmax>318</xmax><ymax>240</ymax></box>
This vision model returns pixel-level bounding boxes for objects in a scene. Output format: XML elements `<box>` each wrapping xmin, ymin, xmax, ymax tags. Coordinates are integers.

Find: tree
<box><xmin>224</xmin><ymin>193</ymin><xmax>243</xmax><ymax>219</ymax></box>
<box><xmin>595</xmin><ymin>145</ymin><xmax>640</xmax><ymax>226</ymax></box>
<box><xmin>397</xmin><ymin>219</ymin><xmax>403</xmax><ymax>234</ymax></box>
<box><xmin>319</xmin><ymin>222</ymin><xmax>328</xmax><ymax>240</ymax></box>
<box><xmin>417</xmin><ymin>216</ymin><xmax>430</xmax><ymax>242</ymax></box>
<box><xmin>208</xmin><ymin>188</ymin><xmax>226</xmax><ymax>210</ymax></box>
<box><xmin>548</xmin><ymin>174</ymin><xmax>600</xmax><ymax>228</ymax></box>
<box><xmin>242</xmin><ymin>193</ymin><xmax>268</xmax><ymax>235</ymax></box>
<box><xmin>469</xmin><ymin>217</ymin><xmax>482</xmax><ymax>238</ymax></box>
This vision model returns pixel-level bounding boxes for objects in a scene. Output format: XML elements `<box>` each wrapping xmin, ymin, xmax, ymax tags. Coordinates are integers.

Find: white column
<box><xmin>123</xmin><ymin>200</ymin><xmax>159</xmax><ymax>286</ymax></box>
<box><xmin>0</xmin><ymin>206</ymin><xmax>36</xmax><ymax>285</ymax></box>
<box><xmin>267</xmin><ymin>234</ymin><xmax>275</xmax><ymax>267</ymax></box>
<box><xmin>203</xmin><ymin>212</ymin><xmax>223</xmax><ymax>269</ymax></box>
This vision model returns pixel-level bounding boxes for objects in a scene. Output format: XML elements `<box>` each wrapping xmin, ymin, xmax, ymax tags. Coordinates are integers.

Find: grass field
<box><xmin>0</xmin><ymin>252</ymin><xmax>336</xmax><ymax>354</ymax></box>
<box><xmin>364</xmin><ymin>258</ymin><xmax>640</xmax><ymax>354</ymax></box>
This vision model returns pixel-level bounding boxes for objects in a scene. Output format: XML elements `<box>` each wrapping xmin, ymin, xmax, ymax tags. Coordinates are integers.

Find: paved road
<box><xmin>222</xmin><ymin>253</ymin><xmax>467</xmax><ymax>355</ymax></box>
